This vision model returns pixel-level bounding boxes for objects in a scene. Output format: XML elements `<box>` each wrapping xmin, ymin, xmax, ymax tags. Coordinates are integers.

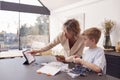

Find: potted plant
<box><xmin>102</xmin><ymin>19</ymin><xmax>115</xmax><ymax>49</ymax></box>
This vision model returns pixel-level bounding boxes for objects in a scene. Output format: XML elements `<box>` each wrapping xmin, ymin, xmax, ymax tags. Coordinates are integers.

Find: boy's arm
<box><xmin>74</xmin><ymin>58</ymin><xmax>102</xmax><ymax>73</ymax></box>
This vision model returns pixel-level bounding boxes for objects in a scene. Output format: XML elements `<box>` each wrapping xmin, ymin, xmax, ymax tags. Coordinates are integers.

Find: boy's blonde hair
<box><xmin>82</xmin><ymin>27</ymin><xmax>101</xmax><ymax>44</ymax></box>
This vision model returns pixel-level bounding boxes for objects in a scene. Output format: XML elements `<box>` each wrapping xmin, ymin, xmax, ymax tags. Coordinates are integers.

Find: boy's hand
<box><xmin>55</xmin><ymin>55</ymin><xmax>65</xmax><ymax>62</ymax></box>
<box><xmin>73</xmin><ymin>57</ymin><xmax>82</xmax><ymax>64</ymax></box>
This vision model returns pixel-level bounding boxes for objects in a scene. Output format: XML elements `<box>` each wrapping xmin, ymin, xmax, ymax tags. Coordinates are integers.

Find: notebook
<box><xmin>36</xmin><ymin>62</ymin><xmax>63</xmax><ymax>76</ymax></box>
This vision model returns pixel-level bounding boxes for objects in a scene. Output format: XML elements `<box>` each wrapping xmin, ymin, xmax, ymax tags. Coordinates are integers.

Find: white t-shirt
<box><xmin>82</xmin><ymin>47</ymin><xmax>106</xmax><ymax>74</ymax></box>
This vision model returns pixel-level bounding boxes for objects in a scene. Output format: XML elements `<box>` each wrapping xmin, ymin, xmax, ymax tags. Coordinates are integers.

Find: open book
<box><xmin>36</xmin><ymin>62</ymin><xmax>64</xmax><ymax>76</ymax></box>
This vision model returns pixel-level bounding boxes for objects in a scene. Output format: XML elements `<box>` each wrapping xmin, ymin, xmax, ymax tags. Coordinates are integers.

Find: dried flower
<box><xmin>102</xmin><ymin>19</ymin><xmax>115</xmax><ymax>36</ymax></box>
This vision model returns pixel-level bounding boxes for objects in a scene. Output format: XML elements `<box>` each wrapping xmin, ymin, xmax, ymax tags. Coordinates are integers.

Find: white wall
<box><xmin>50</xmin><ymin>0</ymin><xmax>120</xmax><ymax>50</ymax></box>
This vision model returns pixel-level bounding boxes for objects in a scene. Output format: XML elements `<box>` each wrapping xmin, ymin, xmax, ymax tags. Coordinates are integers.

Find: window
<box><xmin>20</xmin><ymin>12</ymin><xmax>49</xmax><ymax>49</ymax></box>
<box><xmin>0</xmin><ymin>10</ymin><xmax>49</xmax><ymax>51</ymax></box>
<box><xmin>0</xmin><ymin>0</ymin><xmax>50</xmax><ymax>58</ymax></box>
<box><xmin>0</xmin><ymin>10</ymin><xmax>19</xmax><ymax>51</ymax></box>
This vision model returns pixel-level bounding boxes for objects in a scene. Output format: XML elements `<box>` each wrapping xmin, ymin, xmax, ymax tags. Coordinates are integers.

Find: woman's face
<box><xmin>64</xmin><ymin>28</ymin><xmax>74</xmax><ymax>39</ymax></box>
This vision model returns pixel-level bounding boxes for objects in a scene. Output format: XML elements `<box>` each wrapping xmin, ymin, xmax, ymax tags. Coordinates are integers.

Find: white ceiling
<box><xmin>40</xmin><ymin>0</ymin><xmax>83</xmax><ymax>11</ymax></box>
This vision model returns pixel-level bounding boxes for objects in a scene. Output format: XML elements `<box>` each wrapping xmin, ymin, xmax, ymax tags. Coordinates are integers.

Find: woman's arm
<box><xmin>30</xmin><ymin>32</ymin><xmax>63</xmax><ymax>55</ymax></box>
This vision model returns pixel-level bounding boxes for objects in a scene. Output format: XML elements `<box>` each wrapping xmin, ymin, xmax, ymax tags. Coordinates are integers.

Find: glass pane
<box><xmin>2</xmin><ymin>0</ymin><xmax>42</xmax><ymax>6</ymax></box>
<box><xmin>0</xmin><ymin>10</ymin><xmax>49</xmax><ymax>52</ymax></box>
<box><xmin>2</xmin><ymin>0</ymin><xmax>19</xmax><ymax>3</ymax></box>
<box><xmin>0</xmin><ymin>10</ymin><xmax>19</xmax><ymax>51</ymax></box>
<box><xmin>20</xmin><ymin>12</ymin><xmax>49</xmax><ymax>49</ymax></box>
<box><xmin>20</xmin><ymin>0</ymin><xmax>42</xmax><ymax>6</ymax></box>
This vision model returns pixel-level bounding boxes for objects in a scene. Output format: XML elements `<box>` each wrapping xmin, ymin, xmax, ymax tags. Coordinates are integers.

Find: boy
<box><xmin>73</xmin><ymin>27</ymin><xmax>106</xmax><ymax>74</ymax></box>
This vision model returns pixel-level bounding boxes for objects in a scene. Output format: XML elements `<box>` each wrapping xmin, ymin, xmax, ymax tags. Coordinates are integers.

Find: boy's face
<box><xmin>83</xmin><ymin>36</ymin><xmax>95</xmax><ymax>47</ymax></box>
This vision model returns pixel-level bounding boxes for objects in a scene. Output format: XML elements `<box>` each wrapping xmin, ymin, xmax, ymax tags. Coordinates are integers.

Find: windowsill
<box><xmin>0</xmin><ymin>49</ymin><xmax>23</xmax><ymax>59</ymax></box>
<box><xmin>0</xmin><ymin>49</ymin><xmax>53</xmax><ymax>59</ymax></box>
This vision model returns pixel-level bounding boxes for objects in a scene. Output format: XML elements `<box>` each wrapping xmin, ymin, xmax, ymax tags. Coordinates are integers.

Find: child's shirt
<box><xmin>82</xmin><ymin>47</ymin><xmax>106</xmax><ymax>74</ymax></box>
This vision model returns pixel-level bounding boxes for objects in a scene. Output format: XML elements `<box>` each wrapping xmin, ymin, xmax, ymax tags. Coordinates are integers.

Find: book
<box><xmin>36</xmin><ymin>62</ymin><xmax>64</xmax><ymax>76</ymax></box>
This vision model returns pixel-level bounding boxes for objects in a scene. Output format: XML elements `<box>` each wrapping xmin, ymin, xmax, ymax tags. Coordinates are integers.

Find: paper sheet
<box><xmin>36</xmin><ymin>61</ymin><xmax>65</xmax><ymax>76</ymax></box>
<box><xmin>37</xmin><ymin>65</ymin><xmax>61</xmax><ymax>76</ymax></box>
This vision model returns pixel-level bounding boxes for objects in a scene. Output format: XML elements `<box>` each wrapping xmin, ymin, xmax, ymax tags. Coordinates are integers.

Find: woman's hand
<box><xmin>29</xmin><ymin>50</ymin><xmax>39</xmax><ymax>55</ymax></box>
<box><xmin>55</xmin><ymin>55</ymin><xmax>65</xmax><ymax>62</ymax></box>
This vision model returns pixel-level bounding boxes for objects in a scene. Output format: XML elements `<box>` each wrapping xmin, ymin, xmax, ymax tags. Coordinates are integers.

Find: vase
<box><xmin>103</xmin><ymin>35</ymin><xmax>112</xmax><ymax>49</ymax></box>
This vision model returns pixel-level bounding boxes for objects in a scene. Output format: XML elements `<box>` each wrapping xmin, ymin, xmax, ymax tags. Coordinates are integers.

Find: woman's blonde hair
<box><xmin>63</xmin><ymin>19</ymin><xmax>81</xmax><ymax>36</ymax></box>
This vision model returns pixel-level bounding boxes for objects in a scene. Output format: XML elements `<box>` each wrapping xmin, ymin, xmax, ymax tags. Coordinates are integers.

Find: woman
<box><xmin>30</xmin><ymin>19</ymin><xmax>84</xmax><ymax>62</ymax></box>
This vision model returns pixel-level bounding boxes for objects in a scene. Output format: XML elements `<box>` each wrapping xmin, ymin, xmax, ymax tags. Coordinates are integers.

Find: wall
<box><xmin>49</xmin><ymin>0</ymin><xmax>120</xmax><ymax>51</ymax></box>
